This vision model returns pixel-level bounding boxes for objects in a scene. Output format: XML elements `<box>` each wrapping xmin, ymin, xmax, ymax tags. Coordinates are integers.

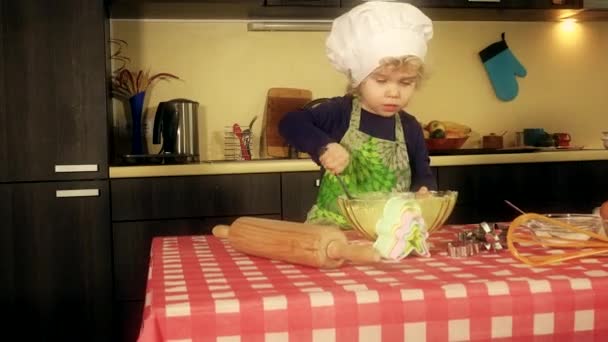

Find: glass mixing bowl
<box><xmin>525</xmin><ymin>213</ymin><xmax>606</xmax><ymax>241</ymax></box>
<box><xmin>337</xmin><ymin>191</ymin><xmax>458</xmax><ymax>241</ymax></box>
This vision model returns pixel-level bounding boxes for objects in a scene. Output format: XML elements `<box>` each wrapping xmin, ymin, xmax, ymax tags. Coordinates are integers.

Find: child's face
<box><xmin>358</xmin><ymin>64</ymin><xmax>418</xmax><ymax>117</ymax></box>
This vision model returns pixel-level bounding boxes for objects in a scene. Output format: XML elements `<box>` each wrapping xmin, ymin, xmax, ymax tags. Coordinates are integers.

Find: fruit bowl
<box><xmin>425</xmin><ymin>137</ymin><xmax>468</xmax><ymax>150</ymax></box>
<box><xmin>336</xmin><ymin>191</ymin><xmax>458</xmax><ymax>241</ymax></box>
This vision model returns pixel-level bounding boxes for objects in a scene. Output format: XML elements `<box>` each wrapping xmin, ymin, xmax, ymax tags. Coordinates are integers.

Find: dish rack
<box><xmin>224</xmin><ymin>124</ymin><xmax>254</xmax><ymax>160</ymax></box>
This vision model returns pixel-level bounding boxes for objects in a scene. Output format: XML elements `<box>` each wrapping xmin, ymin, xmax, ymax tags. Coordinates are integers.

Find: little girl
<box><xmin>279</xmin><ymin>1</ymin><xmax>436</xmax><ymax>227</ymax></box>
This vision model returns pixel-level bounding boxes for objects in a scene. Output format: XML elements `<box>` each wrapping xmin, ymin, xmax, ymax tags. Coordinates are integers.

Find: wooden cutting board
<box><xmin>261</xmin><ymin>88</ymin><xmax>312</xmax><ymax>158</ymax></box>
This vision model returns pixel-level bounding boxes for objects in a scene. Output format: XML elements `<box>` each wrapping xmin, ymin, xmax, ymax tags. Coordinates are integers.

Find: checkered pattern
<box><xmin>137</xmin><ymin>225</ymin><xmax>608</xmax><ymax>342</ymax></box>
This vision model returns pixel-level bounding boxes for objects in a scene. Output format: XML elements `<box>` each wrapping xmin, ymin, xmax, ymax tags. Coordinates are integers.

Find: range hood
<box><xmin>562</xmin><ymin>0</ymin><xmax>608</xmax><ymax>20</ymax></box>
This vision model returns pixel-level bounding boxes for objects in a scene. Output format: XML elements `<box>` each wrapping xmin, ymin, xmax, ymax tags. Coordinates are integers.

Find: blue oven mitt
<box><xmin>479</xmin><ymin>33</ymin><xmax>527</xmax><ymax>101</ymax></box>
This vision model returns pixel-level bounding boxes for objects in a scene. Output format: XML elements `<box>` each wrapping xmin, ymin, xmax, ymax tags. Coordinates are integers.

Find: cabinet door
<box><xmin>111</xmin><ymin>173</ymin><xmax>282</xmax><ymax>221</ymax></box>
<box><xmin>0</xmin><ymin>185</ymin><xmax>15</xmax><ymax>309</ymax></box>
<box><xmin>0</xmin><ymin>2</ymin><xmax>6</xmax><ymax>179</ymax></box>
<box><xmin>342</xmin><ymin>0</ymin><xmax>582</xmax><ymax>9</ymax></box>
<box><xmin>437</xmin><ymin>161</ymin><xmax>608</xmax><ymax>224</ymax></box>
<box><xmin>281</xmin><ymin>171</ymin><xmax>322</xmax><ymax>222</ymax></box>
<box><xmin>113</xmin><ymin>215</ymin><xmax>280</xmax><ymax>301</ymax></box>
<box><xmin>437</xmin><ymin>164</ymin><xmax>538</xmax><ymax>223</ymax></box>
<box><xmin>1</xmin><ymin>181</ymin><xmax>112</xmax><ymax>341</ymax></box>
<box><xmin>113</xmin><ymin>215</ymin><xmax>280</xmax><ymax>342</ymax></box>
<box><xmin>0</xmin><ymin>0</ymin><xmax>108</xmax><ymax>182</ymax></box>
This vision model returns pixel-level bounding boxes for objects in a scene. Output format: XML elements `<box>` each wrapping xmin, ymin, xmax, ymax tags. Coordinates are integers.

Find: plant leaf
<box><xmin>148</xmin><ymin>72</ymin><xmax>180</xmax><ymax>84</ymax></box>
<box><xmin>135</xmin><ymin>70</ymin><xmax>143</xmax><ymax>93</ymax></box>
<box><xmin>112</xmin><ymin>56</ymin><xmax>130</xmax><ymax>74</ymax></box>
<box><xmin>119</xmin><ymin>69</ymin><xmax>136</xmax><ymax>94</ymax></box>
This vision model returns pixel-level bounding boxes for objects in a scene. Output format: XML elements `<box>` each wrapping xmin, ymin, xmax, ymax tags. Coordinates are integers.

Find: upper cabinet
<box><xmin>109</xmin><ymin>0</ymin><xmax>590</xmax><ymax>21</ymax></box>
<box><xmin>0</xmin><ymin>0</ymin><xmax>109</xmax><ymax>183</ymax></box>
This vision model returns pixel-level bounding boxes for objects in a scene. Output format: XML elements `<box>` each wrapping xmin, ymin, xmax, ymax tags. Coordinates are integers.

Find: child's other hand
<box><xmin>415</xmin><ymin>186</ymin><xmax>431</xmax><ymax>199</ymax></box>
<box><xmin>319</xmin><ymin>143</ymin><xmax>350</xmax><ymax>175</ymax></box>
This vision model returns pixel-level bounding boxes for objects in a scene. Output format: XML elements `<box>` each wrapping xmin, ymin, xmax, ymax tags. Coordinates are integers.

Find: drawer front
<box><xmin>111</xmin><ymin>173</ymin><xmax>281</xmax><ymax>221</ymax></box>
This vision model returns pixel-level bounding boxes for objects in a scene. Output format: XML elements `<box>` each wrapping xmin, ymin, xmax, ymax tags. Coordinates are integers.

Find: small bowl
<box><xmin>525</xmin><ymin>213</ymin><xmax>605</xmax><ymax>241</ymax></box>
<box><xmin>425</xmin><ymin>137</ymin><xmax>468</xmax><ymax>150</ymax></box>
<box><xmin>337</xmin><ymin>191</ymin><xmax>458</xmax><ymax>240</ymax></box>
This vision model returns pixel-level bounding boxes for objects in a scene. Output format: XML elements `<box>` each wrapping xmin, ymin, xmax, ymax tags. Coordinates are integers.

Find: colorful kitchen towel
<box><xmin>479</xmin><ymin>33</ymin><xmax>527</xmax><ymax>102</ymax></box>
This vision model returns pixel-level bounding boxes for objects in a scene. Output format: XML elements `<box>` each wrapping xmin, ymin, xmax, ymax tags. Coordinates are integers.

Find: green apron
<box><xmin>306</xmin><ymin>97</ymin><xmax>412</xmax><ymax>228</ymax></box>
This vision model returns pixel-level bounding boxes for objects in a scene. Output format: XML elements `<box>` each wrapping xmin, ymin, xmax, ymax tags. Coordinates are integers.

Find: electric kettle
<box><xmin>153</xmin><ymin>99</ymin><xmax>200</xmax><ymax>161</ymax></box>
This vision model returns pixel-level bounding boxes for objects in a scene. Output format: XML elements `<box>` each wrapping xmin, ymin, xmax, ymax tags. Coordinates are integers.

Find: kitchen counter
<box><xmin>109</xmin><ymin>149</ymin><xmax>608</xmax><ymax>178</ymax></box>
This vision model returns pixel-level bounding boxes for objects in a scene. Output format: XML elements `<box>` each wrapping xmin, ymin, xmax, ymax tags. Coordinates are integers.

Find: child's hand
<box><xmin>415</xmin><ymin>186</ymin><xmax>431</xmax><ymax>199</ymax></box>
<box><xmin>319</xmin><ymin>143</ymin><xmax>350</xmax><ymax>175</ymax></box>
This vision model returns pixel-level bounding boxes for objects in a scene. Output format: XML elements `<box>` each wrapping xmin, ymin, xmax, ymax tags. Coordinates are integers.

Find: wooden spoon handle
<box><xmin>212</xmin><ymin>225</ymin><xmax>230</xmax><ymax>238</ymax></box>
<box><xmin>326</xmin><ymin>240</ymin><xmax>381</xmax><ymax>264</ymax></box>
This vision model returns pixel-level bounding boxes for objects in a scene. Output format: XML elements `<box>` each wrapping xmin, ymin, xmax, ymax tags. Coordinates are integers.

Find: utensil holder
<box><xmin>224</xmin><ymin>125</ymin><xmax>254</xmax><ymax>160</ymax></box>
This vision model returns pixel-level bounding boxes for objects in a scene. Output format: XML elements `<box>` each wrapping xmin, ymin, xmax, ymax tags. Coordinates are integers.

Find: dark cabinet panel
<box><xmin>342</xmin><ymin>0</ymin><xmax>582</xmax><ymax>9</ymax></box>
<box><xmin>1</xmin><ymin>181</ymin><xmax>112</xmax><ymax>341</ymax></box>
<box><xmin>0</xmin><ymin>2</ymin><xmax>5</xmax><ymax>180</ymax></box>
<box><xmin>113</xmin><ymin>215</ymin><xmax>280</xmax><ymax>301</ymax></box>
<box><xmin>338</xmin><ymin>0</ymin><xmax>584</xmax><ymax>21</ymax></box>
<box><xmin>113</xmin><ymin>219</ymin><xmax>211</xmax><ymax>301</ymax></box>
<box><xmin>0</xmin><ymin>0</ymin><xmax>108</xmax><ymax>182</ymax></box>
<box><xmin>408</xmin><ymin>0</ymin><xmax>581</xmax><ymax>9</ymax></box>
<box><xmin>115</xmin><ymin>300</ymin><xmax>145</xmax><ymax>342</ymax></box>
<box><xmin>0</xmin><ymin>185</ymin><xmax>15</xmax><ymax>309</ymax></box>
<box><xmin>111</xmin><ymin>173</ymin><xmax>282</xmax><ymax>221</ymax></box>
<box><xmin>437</xmin><ymin>161</ymin><xmax>608</xmax><ymax>224</ymax></box>
<box><xmin>281</xmin><ymin>171</ymin><xmax>322</xmax><ymax>222</ymax></box>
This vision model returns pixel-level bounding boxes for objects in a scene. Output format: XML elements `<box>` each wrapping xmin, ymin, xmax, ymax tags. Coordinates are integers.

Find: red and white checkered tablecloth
<box><xmin>137</xmin><ymin>224</ymin><xmax>608</xmax><ymax>342</ymax></box>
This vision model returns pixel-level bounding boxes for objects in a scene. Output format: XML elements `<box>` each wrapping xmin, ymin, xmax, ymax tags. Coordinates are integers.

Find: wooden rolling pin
<box><xmin>212</xmin><ymin>217</ymin><xmax>381</xmax><ymax>269</ymax></box>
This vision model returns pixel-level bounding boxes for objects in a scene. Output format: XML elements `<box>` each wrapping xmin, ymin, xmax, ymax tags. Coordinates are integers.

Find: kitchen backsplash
<box><xmin>110</xmin><ymin>19</ymin><xmax>608</xmax><ymax>161</ymax></box>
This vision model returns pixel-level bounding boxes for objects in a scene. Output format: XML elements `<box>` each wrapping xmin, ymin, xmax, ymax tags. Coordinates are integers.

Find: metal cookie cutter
<box><xmin>447</xmin><ymin>241</ymin><xmax>480</xmax><ymax>258</ymax></box>
<box><xmin>479</xmin><ymin>222</ymin><xmax>505</xmax><ymax>251</ymax></box>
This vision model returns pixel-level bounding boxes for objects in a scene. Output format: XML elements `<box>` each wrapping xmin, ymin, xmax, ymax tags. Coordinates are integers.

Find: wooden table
<box><xmin>137</xmin><ymin>224</ymin><xmax>608</xmax><ymax>341</ymax></box>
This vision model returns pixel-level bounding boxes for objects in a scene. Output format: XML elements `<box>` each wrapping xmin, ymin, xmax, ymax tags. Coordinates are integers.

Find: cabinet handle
<box><xmin>54</xmin><ymin>164</ymin><xmax>99</xmax><ymax>173</ymax></box>
<box><xmin>56</xmin><ymin>189</ymin><xmax>100</xmax><ymax>198</ymax></box>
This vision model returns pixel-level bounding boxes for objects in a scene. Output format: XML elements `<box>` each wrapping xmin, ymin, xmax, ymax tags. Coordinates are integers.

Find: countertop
<box><xmin>109</xmin><ymin>149</ymin><xmax>608</xmax><ymax>178</ymax></box>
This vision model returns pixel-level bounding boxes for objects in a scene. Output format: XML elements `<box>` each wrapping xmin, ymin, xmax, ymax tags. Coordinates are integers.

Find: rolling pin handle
<box><xmin>326</xmin><ymin>240</ymin><xmax>381</xmax><ymax>264</ymax></box>
<box><xmin>212</xmin><ymin>225</ymin><xmax>231</xmax><ymax>238</ymax></box>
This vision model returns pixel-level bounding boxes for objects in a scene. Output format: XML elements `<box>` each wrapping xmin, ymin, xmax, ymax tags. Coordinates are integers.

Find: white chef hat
<box><xmin>326</xmin><ymin>1</ymin><xmax>433</xmax><ymax>87</ymax></box>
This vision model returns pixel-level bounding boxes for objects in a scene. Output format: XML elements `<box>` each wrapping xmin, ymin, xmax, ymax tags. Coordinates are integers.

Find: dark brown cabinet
<box><xmin>110</xmin><ymin>0</ymin><xmax>582</xmax><ymax>20</ymax></box>
<box><xmin>0</xmin><ymin>0</ymin><xmax>109</xmax><ymax>183</ymax></box>
<box><xmin>110</xmin><ymin>173</ymin><xmax>283</xmax><ymax>341</ymax></box>
<box><xmin>281</xmin><ymin>171</ymin><xmax>322</xmax><ymax>222</ymax></box>
<box><xmin>111</xmin><ymin>173</ymin><xmax>282</xmax><ymax>220</ymax></box>
<box><xmin>1</xmin><ymin>181</ymin><xmax>112</xmax><ymax>341</ymax></box>
<box><xmin>339</xmin><ymin>0</ymin><xmax>582</xmax><ymax>21</ymax></box>
<box><xmin>0</xmin><ymin>1</ymin><xmax>113</xmax><ymax>341</ymax></box>
<box><xmin>437</xmin><ymin>161</ymin><xmax>608</xmax><ymax>224</ymax></box>
<box><xmin>112</xmin><ymin>218</ymin><xmax>230</xmax><ymax>342</ymax></box>
<box><xmin>0</xmin><ymin>185</ymin><xmax>15</xmax><ymax>309</ymax></box>
<box><xmin>342</xmin><ymin>0</ymin><xmax>582</xmax><ymax>9</ymax></box>
<box><xmin>0</xmin><ymin>2</ymin><xmax>6</xmax><ymax>178</ymax></box>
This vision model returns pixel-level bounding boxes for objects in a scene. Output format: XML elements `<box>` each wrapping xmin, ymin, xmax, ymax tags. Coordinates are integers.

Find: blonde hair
<box><xmin>347</xmin><ymin>55</ymin><xmax>427</xmax><ymax>95</ymax></box>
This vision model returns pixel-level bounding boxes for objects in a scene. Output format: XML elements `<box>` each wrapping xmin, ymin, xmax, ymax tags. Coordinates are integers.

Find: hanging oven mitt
<box><xmin>479</xmin><ymin>32</ymin><xmax>527</xmax><ymax>102</ymax></box>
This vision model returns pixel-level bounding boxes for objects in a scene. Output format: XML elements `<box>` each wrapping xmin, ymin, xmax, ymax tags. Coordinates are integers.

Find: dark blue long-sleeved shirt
<box><xmin>278</xmin><ymin>95</ymin><xmax>436</xmax><ymax>191</ymax></box>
